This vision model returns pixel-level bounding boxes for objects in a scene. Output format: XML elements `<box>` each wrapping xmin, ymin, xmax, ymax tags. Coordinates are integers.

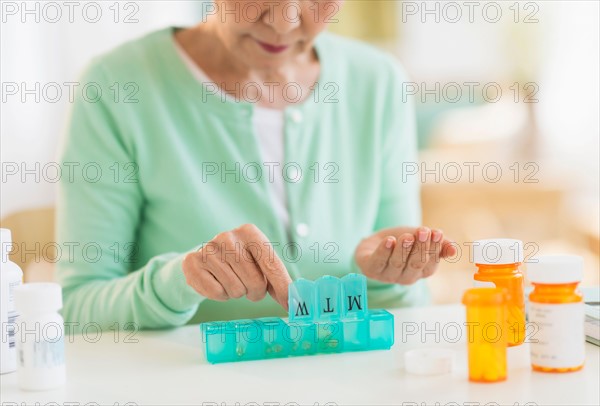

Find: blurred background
<box><xmin>1</xmin><ymin>0</ymin><xmax>599</xmax><ymax>303</ymax></box>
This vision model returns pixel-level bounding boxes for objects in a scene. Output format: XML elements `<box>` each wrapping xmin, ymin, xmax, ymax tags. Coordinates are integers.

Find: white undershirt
<box><xmin>173</xmin><ymin>40</ymin><xmax>290</xmax><ymax>230</ymax></box>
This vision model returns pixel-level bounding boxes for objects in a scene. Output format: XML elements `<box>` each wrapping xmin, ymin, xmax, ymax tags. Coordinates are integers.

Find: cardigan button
<box><xmin>296</xmin><ymin>223</ymin><xmax>310</xmax><ymax>237</ymax></box>
<box><xmin>290</xmin><ymin>110</ymin><xmax>303</xmax><ymax>123</ymax></box>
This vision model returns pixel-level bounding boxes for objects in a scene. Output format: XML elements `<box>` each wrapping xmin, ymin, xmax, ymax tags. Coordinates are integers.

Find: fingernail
<box><xmin>402</xmin><ymin>238</ymin><xmax>414</xmax><ymax>248</ymax></box>
<box><xmin>418</xmin><ymin>229</ymin><xmax>429</xmax><ymax>242</ymax></box>
<box><xmin>385</xmin><ymin>237</ymin><xmax>394</xmax><ymax>249</ymax></box>
<box><xmin>432</xmin><ymin>231</ymin><xmax>442</xmax><ymax>243</ymax></box>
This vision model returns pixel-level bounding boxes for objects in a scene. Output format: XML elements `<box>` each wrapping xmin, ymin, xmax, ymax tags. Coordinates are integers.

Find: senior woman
<box><xmin>57</xmin><ymin>0</ymin><xmax>456</xmax><ymax>329</ymax></box>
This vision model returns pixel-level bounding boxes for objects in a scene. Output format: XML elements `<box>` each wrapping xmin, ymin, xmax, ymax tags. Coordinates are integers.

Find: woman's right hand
<box><xmin>182</xmin><ymin>224</ymin><xmax>292</xmax><ymax>309</ymax></box>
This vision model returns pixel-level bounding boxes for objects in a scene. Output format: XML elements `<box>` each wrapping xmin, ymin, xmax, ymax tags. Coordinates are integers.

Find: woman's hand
<box><xmin>354</xmin><ymin>226</ymin><xmax>457</xmax><ymax>285</ymax></box>
<box><xmin>182</xmin><ymin>224</ymin><xmax>292</xmax><ymax>309</ymax></box>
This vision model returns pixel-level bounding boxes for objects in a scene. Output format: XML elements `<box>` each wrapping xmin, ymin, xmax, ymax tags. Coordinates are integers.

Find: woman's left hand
<box><xmin>354</xmin><ymin>226</ymin><xmax>457</xmax><ymax>285</ymax></box>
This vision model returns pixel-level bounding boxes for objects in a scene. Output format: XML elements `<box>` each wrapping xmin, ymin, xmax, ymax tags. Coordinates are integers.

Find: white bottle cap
<box><xmin>0</xmin><ymin>228</ymin><xmax>12</xmax><ymax>262</ymax></box>
<box><xmin>527</xmin><ymin>255</ymin><xmax>584</xmax><ymax>284</ymax></box>
<box><xmin>404</xmin><ymin>348</ymin><xmax>454</xmax><ymax>375</ymax></box>
<box><xmin>473</xmin><ymin>238</ymin><xmax>523</xmax><ymax>264</ymax></box>
<box><xmin>14</xmin><ymin>283</ymin><xmax>62</xmax><ymax>314</ymax></box>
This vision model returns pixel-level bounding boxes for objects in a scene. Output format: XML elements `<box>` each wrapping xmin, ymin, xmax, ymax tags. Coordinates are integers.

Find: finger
<box><xmin>440</xmin><ymin>238</ymin><xmax>458</xmax><ymax>258</ymax></box>
<box><xmin>431</xmin><ymin>229</ymin><xmax>443</xmax><ymax>245</ymax></box>
<box><xmin>208</xmin><ymin>258</ymin><xmax>247</xmax><ymax>299</ymax></box>
<box><xmin>234</xmin><ymin>245</ymin><xmax>268</xmax><ymax>302</ymax></box>
<box><xmin>236</xmin><ymin>224</ymin><xmax>291</xmax><ymax>309</ymax></box>
<box><xmin>196</xmin><ymin>268</ymin><xmax>229</xmax><ymax>301</ymax></box>
<box><xmin>423</xmin><ymin>229</ymin><xmax>443</xmax><ymax>278</ymax></box>
<box><xmin>383</xmin><ymin>233</ymin><xmax>414</xmax><ymax>282</ymax></box>
<box><xmin>182</xmin><ymin>252</ymin><xmax>228</xmax><ymax>300</ymax></box>
<box><xmin>365</xmin><ymin>236</ymin><xmax>396</xmax><ymax>277</ymax></box>
<box><xmin>430</xmin><ymin>229</ymin><xmax>443</xmax><ymax>264</ymax></box>
<box><xmin>400</xmin><ymin>227</ymin><xmax>430</xmax><ymax>284</ymax></box>
<box><xmin>206</xmin><ymin>232</ymin><xmax>249</xmax><ymax>299</ymax></box>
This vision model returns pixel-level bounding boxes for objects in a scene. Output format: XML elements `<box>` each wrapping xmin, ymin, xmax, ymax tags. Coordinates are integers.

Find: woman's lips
<box><xmin>255</xmin><ymin>39</ymin><xmax>290</xmax><ymax>54</ymax></box>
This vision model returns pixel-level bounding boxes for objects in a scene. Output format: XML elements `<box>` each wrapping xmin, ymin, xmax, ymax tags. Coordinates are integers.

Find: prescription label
<box><xmin>7</xmin><ymin>279</ymin><xmax>20</xmax><ymax>349</ymax></box>
<box><xmin>18</xmin><ymin>336</ymin><xmax>65</xmax><ymax>369</ymax></box>
<box><xmin>473</xmin><ymin>280</ymin><xmax>496</xmax><ymax>288</ymax></box>
<box><xmin>529</xmin><ymin>302</ymin><xmax>585</xmax><ymax>368</ymax></box>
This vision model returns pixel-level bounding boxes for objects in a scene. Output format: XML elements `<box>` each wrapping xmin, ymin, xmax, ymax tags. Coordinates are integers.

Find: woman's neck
<box><xmin>174</xmin><ymin>22</ymin><xmax>320</xmax><ymax>108</ymax></box>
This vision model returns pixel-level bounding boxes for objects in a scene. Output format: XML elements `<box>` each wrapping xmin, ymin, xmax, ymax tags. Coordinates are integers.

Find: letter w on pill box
<box><xmin>200</xmin><ymin>274</ymin><xmax>395</xmax><ymax>363</ymax></box>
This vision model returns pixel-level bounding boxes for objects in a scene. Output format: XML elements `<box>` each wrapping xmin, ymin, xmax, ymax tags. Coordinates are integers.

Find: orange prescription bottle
<box><xmin>462</xmin><ymin>288</ymin><xmax>508</xmax><ymax>383</ymax></box>
<box><xmin>527</xmin><ymin>255</ymin><xmax>585</xmax><ymax>372</ymax></box>
<box><xmin>473</xmin><ymin>239</ymin><xmax>525</xmax><ymax>346</ymax></box>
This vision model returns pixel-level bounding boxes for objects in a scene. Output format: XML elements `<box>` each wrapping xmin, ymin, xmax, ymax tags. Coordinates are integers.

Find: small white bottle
<box><xmin>0</xmin><ymin>228</ymin><xmax>23</xmax><ymax>374</ymax></box>
<box><xmin>14</xmin><ymin>283</ymin><xmax>66</xmax><ymax>390</ymax></box>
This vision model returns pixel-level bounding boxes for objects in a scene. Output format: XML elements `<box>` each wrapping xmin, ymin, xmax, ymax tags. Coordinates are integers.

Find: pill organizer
<box><xmin>200</xmin><ymin>273</ymin><xmax>394</xmax><ymax>363</ymax></box>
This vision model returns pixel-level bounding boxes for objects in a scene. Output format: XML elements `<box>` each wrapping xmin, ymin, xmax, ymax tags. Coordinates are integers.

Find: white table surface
<box><xmin>1</xmin><ymin>304</ymin><xmax>598</xmax><ymax>406</ymax></box>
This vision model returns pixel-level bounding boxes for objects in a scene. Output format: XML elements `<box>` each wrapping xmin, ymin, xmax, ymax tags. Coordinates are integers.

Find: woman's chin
<box><xmin>241</xmin><ymin>44</ymin><xmax>299</xmax><ymax>70</ymax></box>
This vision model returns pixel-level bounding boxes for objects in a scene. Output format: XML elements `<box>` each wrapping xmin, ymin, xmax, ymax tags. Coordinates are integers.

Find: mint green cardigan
<box><xmin>56</xmin><ymin>27</ymin><xmax>429</xmax><ymax>330</ymax></box>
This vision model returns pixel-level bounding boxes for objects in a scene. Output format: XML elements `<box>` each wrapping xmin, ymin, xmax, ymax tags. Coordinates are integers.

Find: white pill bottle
<box><xmin>0</xmin><ymin>228</ymin><xmax>23</xmax><ymax>374</ymax></box>
<box><xmin>14</xmin><ymin>283</ymin><xmax>66</xmax><ymax>390</ymax></box>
